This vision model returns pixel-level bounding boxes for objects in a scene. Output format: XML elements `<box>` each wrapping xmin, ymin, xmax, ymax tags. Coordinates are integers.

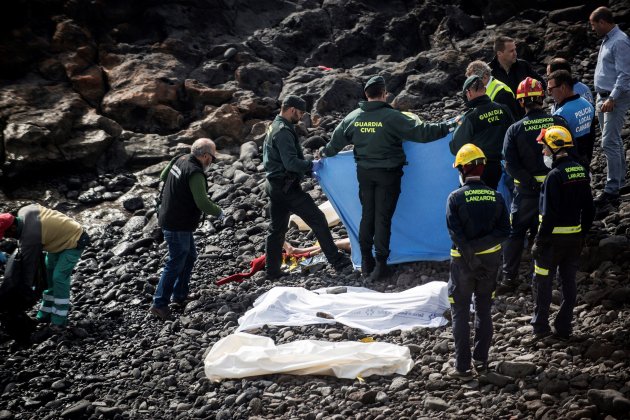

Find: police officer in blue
<box><xmin>446</xmin><ymin>144</ymin><xmax>510</xmax><ymax>379</ymax></box>
<box><xmin>498</xmin><ymin>77</ymin><xmax>568</xmax><ymax>293</ymax></box>
<box><xmin>547</xmin><ymin>70</ymin><xmax>595</xmax><ymax>167</ymax></box>
<box><xmin>529</xmin><ymin>126</ymin><xmax>594</xmax><ymax>342</ymax></box>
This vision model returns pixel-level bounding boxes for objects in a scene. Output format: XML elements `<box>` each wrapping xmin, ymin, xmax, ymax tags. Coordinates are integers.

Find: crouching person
<box><xmin>529</xmin><ymin>126</ymin><xmax>594</xmax><ymax>342</ymax></box>
<box><xmin>0</xmin><ymin>205</ymin><xmax>90</xmax><ymax>331</ymax></box>
<box><xmin>446</xmin><ymin>144</ymin><xmax>510</xmax><ymax>378</ymax></box>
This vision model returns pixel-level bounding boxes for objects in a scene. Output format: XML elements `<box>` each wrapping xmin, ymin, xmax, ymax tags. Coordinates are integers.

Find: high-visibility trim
<box><xmin>38</xmin><ymin>306</ymin><xmax>53</xmax><ymax>313</ymax></box>
<box><xmin>491</xmin><ymin>291</ymin><xmax>496</xmax><ymax>299</ymax></box>
<box><xmin>448</xmin><ymin>296</ymin><xmax>455</xmax><ymax>304</ymax></box>
<box><xmin>514</xmin><ymin>175</ymin><xmax>546</xmax><ymax>185</ymax></box>
<box><xmin>487</xmin><ymin>78</ymin><xmax>514</xmax><ymax>101</ymax></box>
<box><xmin>552</xmin><ymin>225</ymin><xmax>581</xmax><ymax>234</ymax></box>
<box><xmin>534</xmin><ymin>265</ymin><xmax>549</xmax><ymax>275</ymax></box>
<box><xmin>54</xmin><ymin>298</ymin><xmax>70</xmax><ymax>305</ymax></box>
<box><xmin>42</xmin><ymin>294</ymin><xmax>54</xmax><ymax>301</ymax></box>
<box><xmin>51</xmin><ymin>307</ymin><xmax>68</xmax><ymax>316</ymax></box>
<box><xmin>450</xmin><ymin>244</ymin><xmax>502</xmax><ymax>258</ymax></box>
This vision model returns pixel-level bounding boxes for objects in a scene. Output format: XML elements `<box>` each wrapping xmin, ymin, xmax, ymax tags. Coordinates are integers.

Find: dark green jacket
<box><xmin>263</xmin><ymin>115</ymin><xmax>312</xmax><ymax>180</ymax></box>
<box><xmin>322</xmin><ymin>101</ymin><xmax>453</xmax><ymax>169</ymax></box>
<box><xmin>450</xmin><ymin>95</ymin><xmax>514</xmax><ymax>161</ymax></box>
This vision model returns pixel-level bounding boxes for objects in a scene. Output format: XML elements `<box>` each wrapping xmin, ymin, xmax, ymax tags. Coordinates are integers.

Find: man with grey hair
<box><xmin>150</xmin><ymin>138</ymin><xmax>223</xmax><ymax>321</ymax></box>
<box><xmin>466</xmin><ymin>60</ymin><xmax>520</xmax><ymax>119</ymax></box>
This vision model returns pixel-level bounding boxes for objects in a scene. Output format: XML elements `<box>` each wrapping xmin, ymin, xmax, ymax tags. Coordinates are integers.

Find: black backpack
<box><xmin>0</xmin><ymin>248</ymin><xmax>47</xmax><ymax>314</ymax></box>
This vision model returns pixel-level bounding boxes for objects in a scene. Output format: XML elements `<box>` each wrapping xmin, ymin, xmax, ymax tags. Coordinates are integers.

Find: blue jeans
<box><xmin>153</xmin><ymin>230</ymin><xmax>197</xmax><ymax>308</ymax></box>
<box><xmin>597</xmin><ymin>93</ymin><xmax>630</xmax><ymax>194</ymax></box>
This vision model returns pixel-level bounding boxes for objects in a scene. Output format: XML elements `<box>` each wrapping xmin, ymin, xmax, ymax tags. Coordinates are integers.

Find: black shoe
<box><xmin>149</xmin><ymin>305</ymin><xmax>171</xmax><ymax>321</ymax></box>
<box><xmin>265</xmin><ymin>270</ymin><xmax>290</xmax><ymax>280</ymax></box>
<box><xmin>474</xmin><ymin>360</ymin><xmax>488</xmax><ymax>374</ymax></box>
<box><xmin>496</xmin><ymin>278</ymin><xmax>518</xmax><ymax>294</ymax></box>
<box><xmin>331</xmin><ymin>255</ymin><xmax>352</xmax><ymax>272</ymax></box>
<box><xmin>369</xmin><ymin>258</ymin><xmax>390</xmax><ymax>282</ymax></box>
<box><xmin>594</xmin><ymin>192</ymin><xmax>620</xmax><ymax>206</ymax></box>
<box><xmin>361</xmin><ymin>253</ymin><xmax>375</xmax><ymax>276</ymax></box>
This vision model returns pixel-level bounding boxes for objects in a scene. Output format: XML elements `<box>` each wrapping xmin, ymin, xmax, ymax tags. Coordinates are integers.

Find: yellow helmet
<box><xmin>536</xmin><ymin>125</ymin><xmax>573</xmax><ymax>151</ymax></box>
<box><xmin>453</xmin><ymin>143</ymin><xmax>486</xmax><ymax>168</ymax></box>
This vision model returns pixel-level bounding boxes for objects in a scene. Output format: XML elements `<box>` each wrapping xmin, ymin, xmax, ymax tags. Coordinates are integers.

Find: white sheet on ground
<box><xmin>288</xmin><ymin>200</ymin><xmax>340</xmax><ymax>231</ymax></box>
<box><xmin>204</xmin><ymin>332</ymin><xmax>413</xmax><ymax>381</ymax></box>
<box><xmin>236</xmin><ymin>281</ymin><xmax>449</xmax><ymax>334</ymax></box>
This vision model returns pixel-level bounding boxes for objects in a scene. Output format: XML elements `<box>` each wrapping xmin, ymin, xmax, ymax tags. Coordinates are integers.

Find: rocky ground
<box><xmin>1</xmin><ymin>0</ymin><xmax>630</xmax><ymax>419</ymax></box>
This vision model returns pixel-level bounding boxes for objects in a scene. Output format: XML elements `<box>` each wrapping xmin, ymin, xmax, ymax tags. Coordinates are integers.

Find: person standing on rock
<box><xmin>150</xmin><ymin>138</ymin><xmax>223</xmax><ymax>321</ymax></box>
<box><xmin>589</xmin><ymin>6</ymin><xmax>630</xmax><ymax>206</ymax></box>
<box><xmin>466</xmin><ymin>60</ymin><xmax>520</xmax><ymax>120</ymax></box>
<box><xmin>320</xmin><ymin>76</ymin><xmax>455</xmax><ymax>281</ymax></box>
<box><xmin>546</xmin><ymin>70</ymin><xmax>595</xmax><ymax>168</ymax></box>
<box><xmin>0</xmin><ymin>205</ymin><xmax>90</xmax><ymax>331</ymax></box>
<box><xmin>489</xmin><ymin>36</ymin><xmax>546</xmax><ymax>100</ymax></box>
<box><xmin>450</xmin><ymin>75</ymin><xmax>514</xmax><ymax>189</ymax></box>
<box><xmin>263</xmin><ymin>95</ymin><xmax>350</xmax><ymax>280</ymax></box>
<box><xmin>498</xmin><ymin>77</ymin><xmax>568</xmax><ymax>294</ymax></box>
<box><xmin>529</xmin><ymin>126</ymin><xmax>594</xmax><ymax>342</ymax></box>
<box><xmin>446</xmin><ymin>144</ymin><xmax>510</xmax><ymax>379</ymax></box>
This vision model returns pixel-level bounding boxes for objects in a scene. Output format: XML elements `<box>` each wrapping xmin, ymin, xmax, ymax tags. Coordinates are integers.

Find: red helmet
<box><xmin>516</xmin><ymin>77</ymin><xmax>544</xmax><ymax>100</ymax></box>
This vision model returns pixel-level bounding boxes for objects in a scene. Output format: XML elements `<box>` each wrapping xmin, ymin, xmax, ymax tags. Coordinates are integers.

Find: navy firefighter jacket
<box><xmin>538</xmin><ymin>156</ymin><xmax>595</xmax><ymax>238</ymax></box>
<box><xmin>446</xmin><ymin>179</ymin><xmax>510</xmax><ymax>256</ymax></box>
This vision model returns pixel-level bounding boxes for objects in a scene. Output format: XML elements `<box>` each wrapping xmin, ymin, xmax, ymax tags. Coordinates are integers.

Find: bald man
<box><xmin>150</xmin><ymin>138</ymin><xmax>223</xmax><ymax>321</ymax></box>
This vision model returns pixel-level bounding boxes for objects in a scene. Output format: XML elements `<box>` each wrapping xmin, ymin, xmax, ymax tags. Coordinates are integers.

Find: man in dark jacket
<box><xmin>450</xmin><ymin>75</ymin><xmax>514</xmax><ymax>189</ymax></box>
<box><xmin>528</xmin><ymin>126</ymin><xmax>594</xmax><ymax>343</ymax></box>
<box><xmin>321</xmin><ymin>76</ymin><xmax>455</xmax><ymax>281</ymax></box>
<box><xmin>151</xmin><ymin>138</ymin><xmax>223</xmax><ymax>321</ymax></box>
<box><xmin>489</xmin><ymin>36</ymin><xmax>546</xmax><ymax>94</ymax></box>
<box><xmin>466</xmin><ymin>60</ymin><xmax>521</xmax><ymax>120</ymax></box>
<box><xmin>499</xmin><ymin>77</ymin><xmax>568</xmax><ymax>293</ymax></box>
<box><xmin>446</xmin><ymin>144</ymin><xmax>510</xmax><ymax>379</ymax></box>
<box><xmin>263</xmin><ymin>95</ymin><xmax>349</xmax><ymax>279</ymax></box>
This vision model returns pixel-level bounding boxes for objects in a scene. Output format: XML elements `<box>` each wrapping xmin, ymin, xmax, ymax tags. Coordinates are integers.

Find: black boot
<box><xmin>369</xmin><ymin>256</ymin><xmax>390</xmax><ymax>282</ymax></box>
<box><xmin>361</xmin><ymin>252</ymin><xmax>375</xmax><ymax>277</ymax></box>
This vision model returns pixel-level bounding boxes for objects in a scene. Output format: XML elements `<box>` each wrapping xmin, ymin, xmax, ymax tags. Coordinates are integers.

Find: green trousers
<box><xmin>36</xmin><ymin>248</ymin><xmax>83</xmax><ymax>326</ymax></box>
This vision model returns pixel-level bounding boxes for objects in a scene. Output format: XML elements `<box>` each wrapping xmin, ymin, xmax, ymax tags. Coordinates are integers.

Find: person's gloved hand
<box><xmin>312</xmin><ymin>159</ymin><xmax>324</xmax><ymax>173</ymax></box>
<box><xmin>0</xmin><ymin>251</ymin><xmax>6</xmax><ymax>264</ymax></box>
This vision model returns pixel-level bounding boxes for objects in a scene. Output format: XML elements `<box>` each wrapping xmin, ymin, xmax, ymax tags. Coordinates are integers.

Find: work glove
<box><xmin>0</xmin><ymin>251</ymin><xmax>6</xmax><ymax>264</ymax></box>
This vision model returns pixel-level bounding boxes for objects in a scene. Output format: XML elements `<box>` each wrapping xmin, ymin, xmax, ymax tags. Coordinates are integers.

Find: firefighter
<box><xmin>529</xmin><ymin>126</ymin><xmax>594</xmax><ymax>342</ymax></box>
<box><xmin>446</xmin><ymin>144</ymin><xmax>510</xmax><ymax>379</ymax></box>
<box><xmin>498</xmin><ymin>77</ymin><xmax>568</xmax><ymax>293</ymax></box>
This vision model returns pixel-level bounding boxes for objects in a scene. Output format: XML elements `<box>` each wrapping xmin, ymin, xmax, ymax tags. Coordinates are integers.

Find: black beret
<box><xmin>282</xmin><ymin>95</ymin><xmax>306</xmax><ymax>112</ymax></box>
<box><xmin>364</xmin><ymin>75</ymin><xmax>386</xmax><ymax>91</ymax></box>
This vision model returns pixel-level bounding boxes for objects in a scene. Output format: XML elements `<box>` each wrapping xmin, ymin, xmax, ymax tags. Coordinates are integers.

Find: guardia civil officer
<box><xmin>466</xmin><ymin>60</ymin><xmax>520</xmax><ymax>120</ymax></box>
<box><xmin>498</xmin><ymin>77</ymin><xmax>568</xmax><ymax>293</ymax></box>
<box><xmin>321</xmin><ymin>76</ymin><xmax>454</xmax><ymax>281</ymax></box>
<box><xmin>450</xmin><ymin>75</ymin><xmax>514</xmax><ymax>189</ymax></box>
<box><xmin>446</xmin><ymin>144</ymin><xmax>510</xmax><ymax>379</ymax></box>
<box><xmin>528</xmin><ymin>126</ymin><xmax>594</xmax><ymax>343</ymax></box>
<box><xmin>263</xmin><ymin>95</ymin><xmax>350</xmax><ymax>279</ymax></box>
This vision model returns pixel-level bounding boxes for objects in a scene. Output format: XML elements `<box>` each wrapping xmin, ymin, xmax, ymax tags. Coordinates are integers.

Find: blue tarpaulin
<box><xmin>316</xmin><ymin>133</ymin><xmax>512</xmax><ymax>267</ymax></box>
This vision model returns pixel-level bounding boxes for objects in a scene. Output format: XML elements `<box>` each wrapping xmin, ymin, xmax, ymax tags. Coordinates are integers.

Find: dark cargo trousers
<box><xmin>448</xmin><ymin>251</ymin><xmax>501</xmax><ymax>372</ymax></box>
<box><xmin>531</xmin><ymin>235</ymin><xmax>582</xmax><ymax>337</ymax></box>
<box><xmin>356</xmin><ymin>166</ymin><xmax>403</xmax><ymax>260</ymax></box>
<box><xmin>265</xmin><ymin>179</ymin><xmax>341</xmax><ymax>274</ymax></box>
<box><xmin>502</xmin><ymin>188</ymin><xmax>540</xmax><ymax>281</ymax></box>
